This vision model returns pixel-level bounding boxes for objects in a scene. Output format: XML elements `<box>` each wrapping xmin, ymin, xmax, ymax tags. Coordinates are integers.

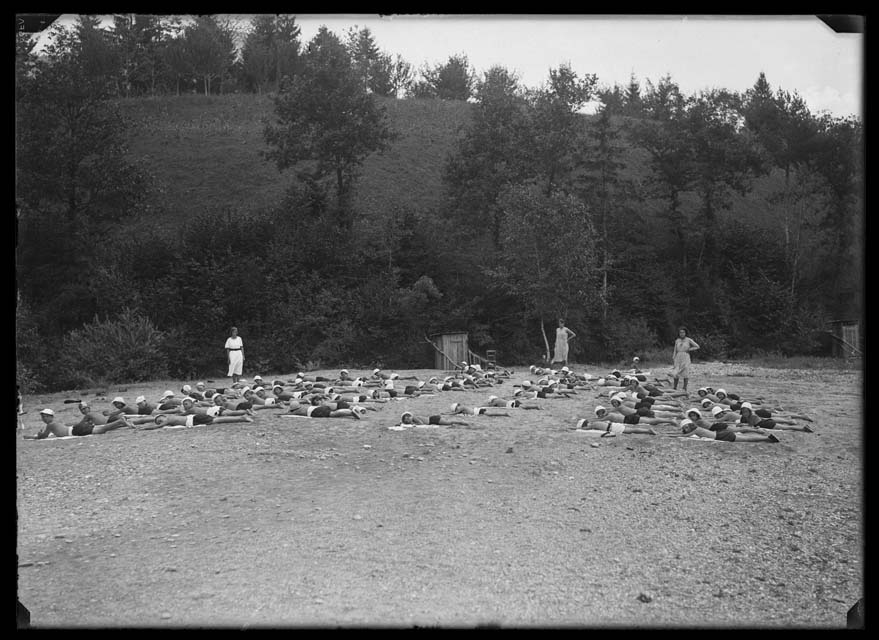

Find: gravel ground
<box><xmin>16</xmin><ymin>362</ymin><xmax>863</xmax><ymax>628</ymax></box>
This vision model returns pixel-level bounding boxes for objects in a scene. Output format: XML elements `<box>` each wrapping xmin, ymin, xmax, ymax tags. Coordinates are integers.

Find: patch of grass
<box><xmin>120</xmin><ymin>94</ymin><xmax>473</xmax><ymax>225</ymax></box>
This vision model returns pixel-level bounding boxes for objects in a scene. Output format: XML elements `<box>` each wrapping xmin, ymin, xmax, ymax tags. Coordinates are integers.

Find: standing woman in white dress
<box><xmin>225</xmin><ymin>326</ymin><xmax>245</xmax><ymax>384</ymax></box>
<box><xmin>553</xmin><ymin>319</ymin><xmax>576</xmax><ymax>368</ymax></box>
<box><xmin>671</xmin><ymin>326</ymin><xmax>699</xmax><ymax>392</ymax></box>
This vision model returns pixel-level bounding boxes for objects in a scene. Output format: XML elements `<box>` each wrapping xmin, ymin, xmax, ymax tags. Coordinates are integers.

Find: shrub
<box><xmin>55</xmin><ymin>308</ymin><xmax>169</xmax><ymax>388</ymax></box>
<box><xmin>598</xmin><ymin>316</ymin><xmax>658</xmax><ymax>361</ymax></box>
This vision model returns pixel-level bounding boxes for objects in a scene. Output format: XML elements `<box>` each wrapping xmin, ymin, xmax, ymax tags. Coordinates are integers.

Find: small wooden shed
<box><xmin>430</xmin><ymin>332</ymin><xmax>469</xmax><ymax>370</ymax></box>
<box><xmin>827</xmin><ymin>319</ymin><xmax>862</xmax><ymax>357</ymax></box>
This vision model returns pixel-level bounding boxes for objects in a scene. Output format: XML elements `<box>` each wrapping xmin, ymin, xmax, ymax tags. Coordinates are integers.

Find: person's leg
<box><xmin>623</xmin><ymin>426</ymin><xmax>657</xmax><ymax>435</ymax></box>
<box><xmin>682</xmin><ymin>378</ymin><xmax>689</xmax><ymax>391</ymax></box>
<box><xmin>770</xmin><ymin>423</ymin><xmax>812</xmax><ymax>432</ymax></box>
<box><xmin>126</xmin><ymin>416</ymin><xmax>158</xmax><ymax>425</ymax></box>
<box><xmin>93</xmin><ymin>417</ymin><xmax>134</xmax><ymax>433</ymax></box>
<box><xmin>734</xmin><ymin>432</ymin><xmax>779</xmax><ymax>442</ymax></box>
<box><xmin>212</xmin><ymin>415</ymin><xmax>254</xmax><ymax>423</ymax></box>
<box><xmin>673</xmin><ymin>377</ymin><xmax>679</xmax><ymax>389</ymax></box>
<box><xmin>329</xmin><ymin>409</ymin><xmax>358</xmax><ymax>419</ymax></box>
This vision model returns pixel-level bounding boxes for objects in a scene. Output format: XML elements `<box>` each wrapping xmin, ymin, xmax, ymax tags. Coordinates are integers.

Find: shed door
<box><xmin>448</xmin><ymin>333</ymin><xmax>468</xmax><ymax>366</ymax></box>
<box><xmin>842</xmin><ymin>325</ymin><xmax>859</xmax><ymax>356</ymax></box>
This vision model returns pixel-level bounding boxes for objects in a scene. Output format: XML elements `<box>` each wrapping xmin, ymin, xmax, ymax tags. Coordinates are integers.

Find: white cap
<box><xmin>182</xmin><ymin>385</ymin><xmax>192</xmax><ymax>392</ymax></box>
<box><xmin>182</xmin><ymin>396</ymin><xmax>194</xmax><ymax>404</ymax></box>
<box><xmin>40</xmin><ymin>408</ymin><xmax>54</xmax><ymax>415</ymax></box>
<box><xmin>214</xmin><ymin>395</ymin><xmax>225</xmax><ymax>403</ymax></box>
<box><xmin>112</xmin><ymin>396</ymin><xmax>125</xmax><ymax>404</ymax></box>
<box><xmin>253</xmin><ymin>375</ymin><xmax>263</xmax><ymax>380</ymax></box>
<box><xmin>253</xmin><ymin>386</ymin><xmax>265</xmax><ymax>393</ymax></box>
<box><xmin>135</xmin><ymin>396</ymin><xmax>146</xmax><ymax>404</ymax></box>
<box><xmin>687</xmin><ymin>407</ymin><xmax>702</xmax><ymax>418</ymax></box>
<box><xmin>488</xmin><ymin>395</ymin><xmax>498</xmax><ymax>401</ymax></box>
<box><xmin>390</xmin><ymin>373</ymin><xmax>399</xmax><ymax>380</ymax></box>
<box><xmin>417</xmin><ymin>381</ymin><xmax>425</xmax><ymax>388</ymax></box>
<box><xmin>273</xmin><ymin>384</ymin><xmax>284</xmax><ymax>391</ymax></box>
<box><xmin>711</xmin><ymin>406</ymin><xmax>724</xmax><ymax>416</ymax></box>
<box><xmin>597</xmin><ymin>378</ymin><xmax>606</xmax><ymax>385</ymax></box>
<box><xmin>561</xmin><ymin>366</ymin><xmax>570</xmax><ymax>372</ymax></box>
<box><xmin>450</xmin><ymin>403</ymin><xmax>459</xmax><ymax>412</ymax></box>
<box><xmin>340</xmin><ymin>369</ymin><xmax>349</xmax><ymax>375</ymax></box>
<box><xmin>241</xmin><ymin>386</ymin><xmax>251</xmax><ymax>393</ymax></box>
<box><xmin>741</xmin><ymin>402</ymin><xmax>753</xmax><ymax>410</ymax></box>
<box><xmin>161</xmin><ymin>390</ymin><xmax>174</xmax><ymax>398</ymax></box>
<box><xmin>633</xmin><ymin>356</ymin><xmax>640</xmax><ymax>362</ymax></box>
<box><xmin>196</xmin><ymin>381</ymin><xmax>206</xmax><ymax>387</ymax></box>
<box><xmin>401</xmin><ymin>411</ymin><xmax>413</xmax><ymax>420</ymax></box>
<box><xmin>681</xmin><ymin>418</ymin><xmax>693</xmax><ymax>427</ymax></box>
<box><xmin>373</xmin><ymin>368</ymin><xmax>381</xmax><ymax>374</ymax></box>
<box><xmin>576</xmin><ymin>418</ymin><xmax>587</xmax><ymax>429</ymax></box>
<box><xmin>594</xmin><ymin>405</ymin><xmax>607</xmax><ymax>416</ymax></box>
<box><xmin>384</xmin><ymin>380</ymin><xmax>394</xmax><ymax>389</ymax></box>
<box><xmin>701</xmin><ymin>398</ymin><xmax>713</xmax><ymax>408</ymax></box>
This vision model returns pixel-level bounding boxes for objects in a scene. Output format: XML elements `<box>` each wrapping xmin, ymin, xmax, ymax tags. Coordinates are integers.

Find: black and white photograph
<box><xmin>15</xmin><ymin>13</ymin><xmax>864</xmax><ymax>628</ymax></box>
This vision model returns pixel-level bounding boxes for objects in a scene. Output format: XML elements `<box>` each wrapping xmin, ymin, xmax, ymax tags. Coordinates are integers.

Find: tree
<box><xmin>345</xmin><ymin>25</ymin><xmax>380</xmax><ymax>91</ymax></box>
<box><xmin>628</xmin><ymin>75</ymin><xmax>695</xmax><ymax>280</ymax></box>
<box><xmin>522</xmin><ymin>63</ymin><xmax>597</xmax><ymax>196</ymax></box>
<box><xmin>263</xmin><ymin>26</ymin><xmax>395</xmax><ymax>227</ymax></box>
<box><xmin>240</xmin><ymin>14</ymin><xmax>301</xmax><ymax>94</ymax></box>
<box><xmin>111</xmin><ymin>14</ymin><xmax>168</xmax><ymax>97</ymax></box>
<box><xmin>578</xmin><ymin>103</ymin><xmax>630</xmax><ymax>324</ymax></box>
<box><xmin>683</xmin><ymin>89</ymin><xmax>762</xmax><ymax>278</ymax></box>
<box><xmin>623</xmin><ymin>73</ymin><xmax>643</xmax><ymax>117</ymax></box>
<box><xmin>486</xmin><ymin>184</ymin><xmax>601</xmax><ymax>362</ymax></box>
<box><xmin>443</xmin><ymin>65</ymin><xmax>529</xmax><ymax>247</ymax></box>
<box><xmin>418</xmin><ymin>53</ymin><xmax>476</xmax><ymax>100</ymax></box>
<box><xmin>16</xmin><ymin>22</ymin><xmax>150</xmax><ymax>224</ymax></box>
<box><xmin>182</xmin><ymin>15</ymin><xmax>237</xmax><ymax>95</ymax></box>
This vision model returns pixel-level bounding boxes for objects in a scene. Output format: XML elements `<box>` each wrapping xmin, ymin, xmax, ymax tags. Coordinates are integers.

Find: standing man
<box><xmin>225</xmin><ymin>326</ymin><xmax>245</xmax><ymax>384</ymax></box>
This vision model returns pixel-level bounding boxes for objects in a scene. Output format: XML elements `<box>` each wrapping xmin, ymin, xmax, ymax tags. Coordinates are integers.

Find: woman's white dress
<box><xmin>225</xmin><ymin>336</ymin><xmax>243</xmax><ymax>376</ymax></box>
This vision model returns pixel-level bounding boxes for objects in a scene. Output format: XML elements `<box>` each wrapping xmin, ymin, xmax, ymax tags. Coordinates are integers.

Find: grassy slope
<box><xmin>121</xmin><ymin>94</ymin><xmax>474</xmax><ymax>224</ymax></box>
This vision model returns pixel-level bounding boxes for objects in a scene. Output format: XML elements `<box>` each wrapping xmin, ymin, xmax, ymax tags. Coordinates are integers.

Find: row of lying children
<box><xmin>23</xmin><ymin>366</ymin><xmax>514</xmax><ymax>438</ymax></box>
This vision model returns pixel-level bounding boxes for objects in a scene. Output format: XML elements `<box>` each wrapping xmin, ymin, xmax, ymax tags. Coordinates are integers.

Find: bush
<box><xmin>598</xmin><ymin>316</ymin><xmax>658</xmax><ymax>362</ymax></box>
<box><xmin>690</xmin><ymin>331</ymin><xmax>729</xmax><ymax>361</ymax></box>
<box><xmin>55</xmin><ymin>308</ymin><xmax>169</xmax><ymax>388</ymax></box>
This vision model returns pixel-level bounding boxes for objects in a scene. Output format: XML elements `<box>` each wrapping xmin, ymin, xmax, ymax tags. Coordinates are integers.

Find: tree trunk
<box><xmin>540</xmin><ymin>317</ymin><xmax>551</xmax><ymax>363</ymax></box>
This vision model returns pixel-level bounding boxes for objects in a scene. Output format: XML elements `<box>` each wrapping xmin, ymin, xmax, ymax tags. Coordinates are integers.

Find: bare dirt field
<box><xmin>16</xmin><ymin>362</ymin><xmax>863</xmax><ymax>628</ymax></box>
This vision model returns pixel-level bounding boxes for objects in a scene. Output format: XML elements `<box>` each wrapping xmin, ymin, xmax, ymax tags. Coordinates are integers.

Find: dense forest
<box><xmin>15</xmin><ymin>15</ymin><xmax>864</xmax><ymax>392</ymax></box>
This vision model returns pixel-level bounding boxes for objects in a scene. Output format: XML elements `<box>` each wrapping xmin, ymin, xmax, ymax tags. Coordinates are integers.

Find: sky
<box><xmin>32</xmin><ymin>14</ymin><xmax>863</xmax><ymax>118</ymax></box>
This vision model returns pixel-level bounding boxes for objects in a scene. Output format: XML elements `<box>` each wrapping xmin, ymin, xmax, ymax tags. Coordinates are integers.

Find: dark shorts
<box><xmin>476</xmin><ymin>407</ymin><xmax>488</xmax><ymax>415</ymax></box>
<box><xmin>727</xmin><ymin>394</ymin><xmax>741</xmax><ymax>401</ymax></box>
<box><xmin>404</xmin><ymin>386</ymin><xmax>418</xmax><ymax>395</ymax></box>
<box><xmin>714</xmin><ymin>429</ymin><xmax>736</xmax><ymax>442</ymax></box>
<box><xmin>159</xmin><ymin>402</ymin><xmax>177</xmax><ymax>411</ymax></box>
<box><xmin>335</xmin><ymin>400</ymin><xmax>350</xmax><ymax>410</ymax></box>
<box><xmin>637</xmin><ymin>407</ymin><xmax>655</xmax><ymax>417</ymax></box>
<box><xmin>310</xmin><ymin>405</ymin><xmax>332</xmax><ymax>418</ymax></box>
<box><xmin>623</xmin><ymin>414</ymin><xmax>640</xmax><ymax>425</ymax></box>
<box><xmin>387</xmin><ymin>390</ymin><xmax>398</xmax><ymax>398</ymax></box>
<box><xmin>729</xmin><ymin>402</ymin><xmax>742</xmax><ymax>411</ymax></box>
<box><xmin>428</xmin><ymin>415</ymin><xmax>442</xmax><ymax>425</ymax></box>
<box><xmin>138</xmin><ymin>406</ymin><xmax>154</xmax><ymax>415</ymax></box>
<box><xmin>71</xmin><ymin>422</ymin><xmax>94</xmax><ymax>437</ymax></box>
<box><xmin>537</xmin><ymin>391</ymin><xmax>548</xmax><ymax>399</ymax></box>
<box><xmin>635</xmin><ymin>399</ymin><xmax>654</xmax><ymax>409</ymax></box>
<box><xmin>235</xmin><ymin>402</ymin><xmax>252</xmax><ymax>410</ymax></box>
<box><xmin>756</xmin><ymin>408</ymin><xmax>772</xmax><ymax>419</ymax></box>
<box><xmin>648</xmin><ymin>389</ymin><xmax>662</xmax><ymax>397</ymax></box>
<box><xmin>757</xmin><ymin>418</ymin><xmax>776</xmax><ymax>429</ymax></box>
<box><xmin>192</xmin><ymin>413</ymin><xmax>214</xmax><ymax>425</ymax></box>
